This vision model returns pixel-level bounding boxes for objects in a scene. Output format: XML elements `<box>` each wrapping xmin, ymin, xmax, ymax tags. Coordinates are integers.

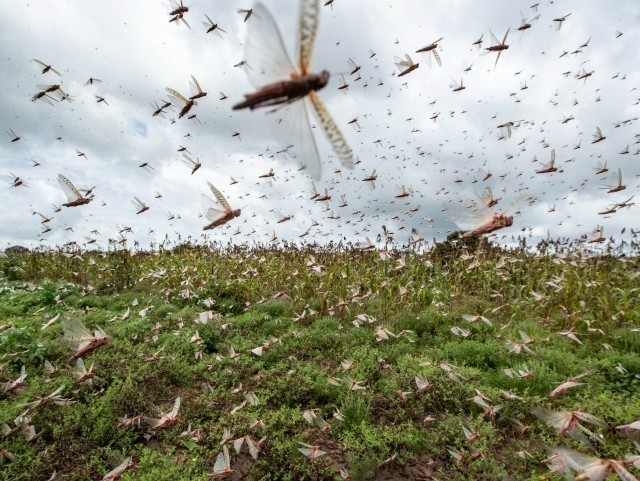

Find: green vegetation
<box><xmin>0</xmin><ymin>238</ymin><xmax>639</xmax><ymax>480</ymax></box>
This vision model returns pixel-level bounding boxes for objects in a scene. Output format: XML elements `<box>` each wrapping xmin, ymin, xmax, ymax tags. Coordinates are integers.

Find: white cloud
<box><xmin>0</xmin><ymin>0</ymin><xmax>638</xmax><ymax>251</ymax></box>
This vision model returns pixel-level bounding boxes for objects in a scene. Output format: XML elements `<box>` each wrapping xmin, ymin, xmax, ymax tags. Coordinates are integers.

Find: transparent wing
<box><xmin>554</xmin><ymin>448</ymin><xmax>602</xmax><ymax>474</ymax></box>
<box><xmin>297</xmin><ymin>0</ymin><xmax>320</xmax><ymax>73</ymax></box>
<box><xmin>266</xmin><ymin>97</ymin><xmax>322</xmax><ymax>179</ymax></box>
<box><xmin>532</xmin><ymin>407</ymin><xmax>567</xmax><ymax>430</ymax></box>
<box><xmin>62</xmin><ymin>318</ymin><xmax>93</xmax><ymax>346</ymax></box>
<box><xmin>166</xmin><ymin>88</ymin><xmax>189</xmax><ymax>105</ymax></box>
<box><xmin>181</xmin><ymin>154</ymin><xmax>196</xmax><ymax>168</ymax></box>
<box><xmin>169</xmin><ymin>397</ymin><xmax>181</xmax><ymax>418</ymax></box>
<box><xmin>189</xmin><ymin>75</ymin><xmax>203</xmax><ymax>96</ymax></box>
<box><xmin>488</xmin><ymin>29</ymin><xmax>501</xmax><ymax>47</ymax></box>
<box><xmin>309</xmin><ymin>91</ymin><xmax>354</xmax><ymax>170</ymax></box>
<box><xmin>394</xmin><ymin>54</ymin><xmax>413</xmax><ymax>69</ymax></box>
<box><xmin>207</xmin><ymin>182</ymin><xmax>233</xmax><ymax>211</ymax></box>
<box><xmin>246</xmin><ymin>436</ymin><xmax>260</xmax><ymax>459</ymax></box>
<box><xmin>202</xmin><ymin>194</ymin><xmax>228</xmax><ymax>222</ymax></box>
<box><xmin>243</xmin><ymin>3</ymin><xmax>296</xmax><ymax>89</ymax></box>
<box><xmin>447</xmin><ymin>200</ymin><xmax>495</xmax><ymax>231</ymax></box>
<box><xmin>501</xmin><ymin>28</ymin><xmax>510</xmax><ymax>45</ymax></box>
<box><xmin>433</xmin><ymin>49</ymin><xmax>442</xmax><ymax>66</ymax></box>
<box><xmin>213</xmin><ymin>446</ymin><xmax>230</xmax><ymax>473</ymax></box>
<box><xmin>423</xmin><ymin>51</ymin><xmax>432</xmax><ymax>68</ymax></box>
<box><xmin>104</xmin><ymin>457</ymin><xmax>133</xmax><ymax>479</ymax></box>
<box><xmin>233</xmin><ymin>437</ymin><xmax>244</xmax><ymax>454</ymax></box>
<box><xmin>57</xmin><ymin>174</ymin><xmax>82</xmax><ymax>201</ymax></box>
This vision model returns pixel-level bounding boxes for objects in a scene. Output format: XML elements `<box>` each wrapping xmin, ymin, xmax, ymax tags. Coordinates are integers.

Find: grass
<box><xmin>0</xmin><ymin>235</ymin><xmax>639</xmax><ymax>480</ymax></box>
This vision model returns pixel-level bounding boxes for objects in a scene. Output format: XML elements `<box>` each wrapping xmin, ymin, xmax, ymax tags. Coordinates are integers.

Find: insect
<box><xmin>532</xmin><ymin>407</ymin><xmax>607</xmax><ymax>448</ymax></box>
<box><xmin>203</xmin><ymin>14</ymin><xmax>226</xmax><ymax>37</ymax></box>
<box><xmin>603</xmin><ymin>168</ymin><xmax>625</xmax><ymax>193</ymax></box>
<box><xmin>450</xmin><ymin>78</ymin><xmax>465</xmax><ymax>92</ymax></box>
<box><xmin>362</xmin><ymin>169</ymin><xmax>377</xmax><ymax>189</ymax></box>
<box><xmin>410</xmin><ymin>228</ymin><xmax>424</xmax><ymax>244</ymax></box>
<box><xmin>102</xmin><ymin>457</ymin><xmax>135</xmax><ymax>481</ymax></box>
<box><xmin>57</xmin><ymin>174</ymin><xmax>93</xmax><ymax>207</ymax></box>
<box><xmin>151</xmin><ymin>100</ymin><xmax>171</xmax><ymax>117</ymax></box>
<box><xmin>211</xmin><ymin>445</ymin><xmax>233</xmax><ymax>478</ymax></box>
<box><xmin>337</xmin><ymin>74</ymin><xmax>349</xmax><ymax>91</ymax></box>
<box><xmin>549</xmin><ymin>370</ymin><xmax>593</xmax><ymax>398</ymax></box>
<box><xmin>415</xmin><ymin>37</ymin><xmax>443</xmax><ymax>67</ymax></box>
<box><xmin>461</xmin><ymin>206</ymin><xmax>513</xmax><ymax>238</ymax></box>
<box><xmin>61</xmin><ymin>318</ymin><xmax>109</xmax><ymax>361</ymax></box>
<box><xmin>394</xmin><ymin>53</ymin><xmax>420</xmax><ymax>77</ymax></box>
<box><xmin>168</xmin><ymin>0</ymin><xmax>190</xmax><ymax>27</ymax></box>
<box><xmin>315</xmin><ymin>187</ymin><xmax>331</xmax><ymax>201</ymax></box>
<box><xmin>553</xmin><ymin>448</ymin><xmax>636</xmax><ymax>481</ymax></box>
<box><xmin>9</xmin><ymin>173</ymin><xmax>28</xmax><ymax>188</ymax></box>
<box><xmin>33</xmin><ymin>58</ymin><xmax>61</xmax><ymax>76</ymax></box>
<box><xmin>553</xmin><ymin>13</ymin><xmax>571</xmax><ymax>31</ymax></box>
<box><xmin>395</xmin><ymin>185</ymin><xmax>411</xmax><ymax>198</ymax></box>
<box><xmin>517</xmin><ymin>13</ymin><xmax>533</xmax><ymax>32</ymax></box>
<box><xmin>188</xmin><ymin>75</ymin><xmax>207</xmax><ymax>100</ymax></box>
<box><xmin>588</xmin><ymin>226</ymin><xmax>606</xmax><ymax>243</ymax></box>
<box><xmin>17</xmin><ymin>385</ymin><xmax>68</xmax><ymax>415</ymax></box>
<box><xmin>1</xmin><ymin>366</ymin><xmax>27</xmax><ymax>393</ymax></box>
<box><xmin>202</xmin><ymin>182</ymin><xmax>241</xmax><ymax>230</ymax></box>
<box><xmin>132</xmin><ymin>197</ymin><xmax>149</xmax><ymax>214</ymax></box>
<box><xmin>234</xmin><ymin>435</ymin><xmax>261</xmax><ymax>460</ymax></box>
<box><xmin>167</xmin><ymin>0</ymin><xmax>188</xmax><ymax>16</ymax></box>
<box><xmin>535</xmin><ymin>149</ymin><xmax>557</xmax><ymax>173</ymax></box>
<box><xmin>484</xmin><ymin>28</ymin><xmax>510</xmax><ymax>68</ymax></box>
<box><xmin>497</xmin><ymin>120</ymin><xmax>522</xmax><ymax>138</ymax></box>
<box><xmin>505</xmin><ymin>330</ymin><xmax>535</xmax><ymax>355</ymax></box>
<box><xmin>237</xmin><ymin>8</ymin><xmax>258</xmax><ymax>22</ymax></box>
<box><xmin>7</xmin><ymin>129</ymin><xmax>21</xmax><ymax>142</ymax></box>
<box><xmin>232</xmin><ymin>1</ymin><xmax>353</xmax><ymax>179</ymax></box>
<box><xmin>298</xmin><ymin>442</ymin><xmax>327</xmax><ymax>459</ymax></box>
<box><xmin>144</xmin><ymin>397</ymin><xmax>181</xmax><ymax>434</ymax></box>
<box><xmin>32</xmin><ymin>89</ymin><xmax>58</xmax><ymax>105</ymax></box>
<box><xmin>274</xmin><ymin>208</ymin><xmax>294</xmax><ymax>223</ymax></box>
<box><xmin>182</xmin><ymin>153</ymin><xmax>201</xmax><ymax>174</ymax></box>
<box><xmin>166</xmin><ymin>87</ymin><xmax>196</xmax><ymax>118</ymax></box>
<box><xmin>591</xmin><ymin>126</ymin><xmax>606</xmax><ymax>144</ymax></box>
<box><xmin>72</xmin><ymin>358</ymin><xmax>98</xmax><ymax>387</ymax></box>
<box><xmin>414</xmin><ymin>374</ymin><xmax>431</xmax><ymax>393</ymax></box>
<box><xmin>576</xmin><ymin>67</ymin><xmax>594</xmax><ymax>84</ymax></box>
<box><xmin>347</xmin><ymin>57</ymin><xmax>360</xmax><ymax>74</ymax></box>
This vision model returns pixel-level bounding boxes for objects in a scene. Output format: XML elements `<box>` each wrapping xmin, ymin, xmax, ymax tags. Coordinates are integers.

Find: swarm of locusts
<box><xmin>1</xmin><ymin>227</ymin><xmax>639</xmax><ymax>479</ymax></box>
<box><xmin>2</xmin><ymin>0</ymin><xmax>640</xmax><ymax>478</ymax></box>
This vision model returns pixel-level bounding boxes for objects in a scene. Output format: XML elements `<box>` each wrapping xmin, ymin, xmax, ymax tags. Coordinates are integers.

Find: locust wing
<box><xmin>213</xmin><ymin>445</ymin><xmax>231</xmax><ymax>475</ymax></box>
<box><xmin>207</xmin><ymin>182</ymin><xmax>232</xmax><ymax>211</ymax></box>
<box><xmin>202</xmin><ymin>195</ymin><xmax>228</xmax><ymax>224</ymax></box>
<box><xmin>57</xmin><ymin>174</ymin><xmax>83</xmax><ymax>202</ymax></box>
<box><xmin>169</xmin><ymin>396</ymin><xmax>181</xmax><ymax>419</ymax></box>
<box><xmin>309</xmin><ymin>91</ymin><xmax>354</xmax><ymax>170</ymax></box>
<box><xmin>243</xmin><ymin>3</ymin><xmax>296</xmax><ymax>89</ymax></box>
<box><xmin>266</xmin><ymin>97</ymin><xmax>323</xmax><ymax>179</ymax></box>
<box><xmin>61</xmin><ymin>318</ymin><xmax>94</xmax><ymax>349</ymax></box>
<box><xmin>297</xmin><ymin>0</ymin><xmax>320</xmax><ymax>74</ymax></box>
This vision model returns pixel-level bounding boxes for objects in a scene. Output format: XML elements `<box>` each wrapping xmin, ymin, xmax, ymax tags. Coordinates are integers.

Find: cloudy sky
<box><xmin>1</xmin><ymin>0</ymin><xmax>639</xmax><ymax>251</ymax></box>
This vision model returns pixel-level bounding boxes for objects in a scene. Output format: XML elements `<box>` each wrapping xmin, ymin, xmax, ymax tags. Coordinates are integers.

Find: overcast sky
<box><xmin>1</xmin><ymin>0</ymin><xmax>639</xmax><ymax>251</ymax></box>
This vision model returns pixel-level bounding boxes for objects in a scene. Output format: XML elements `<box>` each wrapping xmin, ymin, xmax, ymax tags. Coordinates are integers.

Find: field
<box><xmin>1</xmin><ymin>236</ymin><xmax>639</xmax><ymax>480</ymax></box>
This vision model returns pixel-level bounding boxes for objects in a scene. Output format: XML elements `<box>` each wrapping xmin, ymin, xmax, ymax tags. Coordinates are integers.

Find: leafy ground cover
<box><xmin>1</xmin><ymin>237</ymin><xmax>639</xmax><ymax>480</ymax></box>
